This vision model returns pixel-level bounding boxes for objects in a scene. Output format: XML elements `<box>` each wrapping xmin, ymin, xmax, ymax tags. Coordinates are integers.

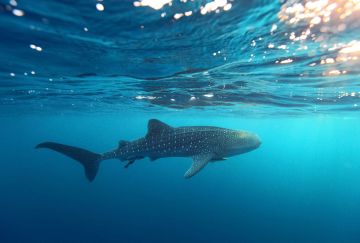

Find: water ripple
<box><xmin>0</xmin><ymin>0</ymin><xmax>359</xmax><ymax>115</ymax></box>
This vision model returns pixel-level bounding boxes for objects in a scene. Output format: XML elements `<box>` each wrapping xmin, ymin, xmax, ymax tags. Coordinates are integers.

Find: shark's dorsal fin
<box><xmin>147</xmin><ymin>119</ymin><xmax>173</xmax><ymax>136</ymax></box>
<box><xmin>184</xmin><ymin>153</ymin><xmax>214</xmax><ymax>178</ymax></box>
<box><xmin>118</xmin><ymin>140</ymin><xmax>130</xmax><ymax>149</ymax></box>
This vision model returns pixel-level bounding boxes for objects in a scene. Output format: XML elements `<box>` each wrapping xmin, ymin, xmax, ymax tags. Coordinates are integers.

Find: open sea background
<box><xmin>1</xmin><ymin>0</ymin><xmax>360</xmax><ymax>242</ymax></box>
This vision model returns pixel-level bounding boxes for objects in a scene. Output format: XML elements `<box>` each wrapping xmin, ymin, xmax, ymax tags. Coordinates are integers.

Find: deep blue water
<box><xmin>1</xmin><ymin>0</ymin><xmax>360</xmax><ymax>242</ymax></box>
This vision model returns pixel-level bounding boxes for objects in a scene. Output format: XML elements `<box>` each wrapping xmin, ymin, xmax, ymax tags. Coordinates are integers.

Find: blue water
<box><xmin>1</xmin><ymin>0</ymin><xmax>360</xmax><ymax>242</ymax></box>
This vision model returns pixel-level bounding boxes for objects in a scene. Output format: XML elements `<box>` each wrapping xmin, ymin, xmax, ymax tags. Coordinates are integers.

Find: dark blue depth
<box><xmin>1</xmin><ymin>0</ymin><xmax>360</xmax><ymax>242</ymax></box>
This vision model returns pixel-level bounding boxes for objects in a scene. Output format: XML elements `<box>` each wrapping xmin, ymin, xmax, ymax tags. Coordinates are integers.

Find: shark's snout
<box><xmin>254</xmin><ymin>134</ymin><xmax>261</xmax><ymax>148</ymax></box>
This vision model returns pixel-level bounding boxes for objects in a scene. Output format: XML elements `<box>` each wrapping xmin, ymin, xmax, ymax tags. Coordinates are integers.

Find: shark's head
<box><xmin>225</xmin><ymin>131</ymin><xmax>261</xmax><ymax>156</ymax></box>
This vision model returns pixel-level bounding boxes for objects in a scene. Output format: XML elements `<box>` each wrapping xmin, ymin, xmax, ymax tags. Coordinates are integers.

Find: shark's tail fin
<box><xmin>36</xmin><ymin>142</ymin><xmax>101</xmax><ymax>182</ymax></box>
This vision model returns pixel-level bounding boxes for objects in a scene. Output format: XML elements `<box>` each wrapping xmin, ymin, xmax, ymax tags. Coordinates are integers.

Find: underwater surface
<box><xmin>1</xmin><ymin>0</ymin><xmax>360</xmax><ymax>242</ymax></box>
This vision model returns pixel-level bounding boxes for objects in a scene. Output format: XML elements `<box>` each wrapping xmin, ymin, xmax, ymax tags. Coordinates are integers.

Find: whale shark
<box><xmin>36</xmin><ymin>119</ymin><xmax>261</xmax><ymax>182</ymax></box>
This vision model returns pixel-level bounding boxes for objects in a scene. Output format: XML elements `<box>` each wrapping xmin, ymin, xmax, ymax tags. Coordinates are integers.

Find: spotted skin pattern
<box><xmin>36</xmin><ymin>119</ymin><xmax>261</xmax><ymax>181</ymax></box>
<box><xmin>103</xmin><ymin>119</ymin><xmax>261</xmax><ymax>178</ymax></box>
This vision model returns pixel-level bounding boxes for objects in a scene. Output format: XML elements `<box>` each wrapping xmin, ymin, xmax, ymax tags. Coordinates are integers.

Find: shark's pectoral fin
<box><xmin>184</xmin><ymin>153</ymin><xmax>214</xmax><ymax>179</ymax></box>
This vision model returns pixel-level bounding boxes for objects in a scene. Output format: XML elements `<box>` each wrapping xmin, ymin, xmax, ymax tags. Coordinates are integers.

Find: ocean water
<box><xmin>1</xmin><ymin>0</ymin><xmax>360</xmax><ymax>242</ymax></box>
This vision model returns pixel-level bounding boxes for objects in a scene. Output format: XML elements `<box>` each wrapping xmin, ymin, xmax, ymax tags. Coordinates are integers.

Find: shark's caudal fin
<box><xmin>35</xmin><ymin>142</ymin><xmax>101</xmax><ymax>182</ymax></box>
